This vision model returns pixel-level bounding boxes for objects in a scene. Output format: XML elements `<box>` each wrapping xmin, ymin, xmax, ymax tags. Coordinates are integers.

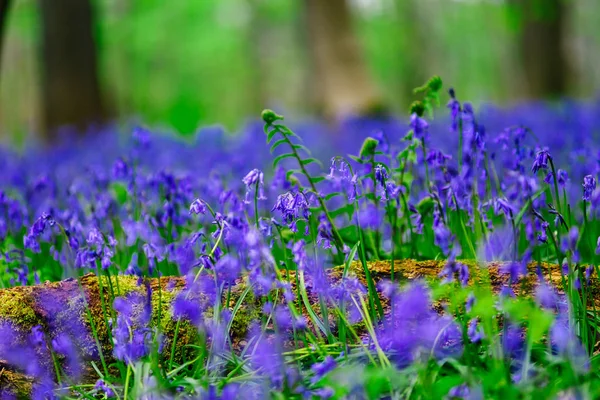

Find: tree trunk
<box><xmin>39</xmin><ymin>0</ymin><xmax>106</xmax><ymax>141</ymax></box>
<box><xmin>0</xmin><ymin>260</ymin><xmax>593</xmax><ymax>395</ymax></box>
<box><xmin>516</xmin><ymin>0</ymin><xmax>570</xmax><ymax>98</ymax></box>
<box><xmin>0</xmin><ymin>0</ymin><xmax>11</xmax><ymax>75</ymax></box>
<box><xmin>393</xmin><ymin>0</ymin><xmax>428</xmax><ymax>108</ymax></box>
<box><xmin>303</xmin><ymin>0</ymin><xmax>384</xmax><ymax>119</ymax></box>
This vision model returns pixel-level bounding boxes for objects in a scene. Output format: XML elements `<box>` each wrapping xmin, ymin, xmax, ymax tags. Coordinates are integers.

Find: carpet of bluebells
<box><xmin>2</xmin><ymin>79</ymin><xmax>600</xmax><ymax>399</ymax></box>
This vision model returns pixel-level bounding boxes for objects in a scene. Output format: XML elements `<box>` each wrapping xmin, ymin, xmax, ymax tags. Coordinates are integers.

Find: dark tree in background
<box><xmin>39</xmin><ymin>0</ymin><xmax>106</xmax><ymax>140</ymax></box>
<box><xmin>516</xmin><ymin>0</ymin><xmax>570</xmax><ymax>98</ymax></box>
<box><xmin>0</xmin><ymin>0</ymin><xmax>11</xmax><ymax>73</ymax></box>
<box><xmin>304</xmin><ymin>0</ymin><xmax>384</xmax><ymax>119</ymax></box>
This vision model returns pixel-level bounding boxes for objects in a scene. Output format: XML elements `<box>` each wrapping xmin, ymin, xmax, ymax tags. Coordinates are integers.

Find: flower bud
<box><xmin>261</xmin><ymin>109</ymin><xmax>283</xmax><ymax>125</ymax></box>
<box><xmin>359</xmin><ymin>137</ymin><xmax>378</xmax><ymax>158</ymax></box>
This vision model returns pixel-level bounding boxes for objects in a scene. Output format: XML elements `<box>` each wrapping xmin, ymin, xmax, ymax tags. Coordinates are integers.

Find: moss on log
<box><xmin>0</xmin><ymin>260</ymin><xmax>595</xmax><ymax>395</ymax></box>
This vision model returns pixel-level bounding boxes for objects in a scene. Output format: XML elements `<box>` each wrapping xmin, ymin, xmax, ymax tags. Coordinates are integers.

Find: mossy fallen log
<box><xmin>0</xmin><ymin>260</ymin><xmax>595</xmax><ymax>395</ymax></box>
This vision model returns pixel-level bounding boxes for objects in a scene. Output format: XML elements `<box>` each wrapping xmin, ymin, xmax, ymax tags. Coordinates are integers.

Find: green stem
<box><xmin>254</xmin><ymin>179</ymin><xmax>260</xmax><ymax>229</ymax></box>
<box><xmin>274</xmin><ymin>125</ymin><xmax>345</xmax><ymax>255</ymax></box>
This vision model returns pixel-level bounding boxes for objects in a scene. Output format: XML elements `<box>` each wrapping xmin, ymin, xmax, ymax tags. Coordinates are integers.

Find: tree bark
<box><xmin>303</xmin><ymin>0</ymin><xmax>385</xmax><ymax>119</ymax></box>
<box><xmin>516</xmin><ymin>0</ymin><xmax>571</xmax><ymax>98</ymax></box>
<box><xmin>0</xmin><ymin>0</ymin><xmax>11</xmax><ymax>76</ymax></box>
<box><xmin>39</xmin><ymin>0</ymin><xmax>106</xmax><ymax>141</ymax></box>
<box><xmin>0</xmin><ymin>260</ymin><xmax>594</xmax><ymax>395</ymax></box>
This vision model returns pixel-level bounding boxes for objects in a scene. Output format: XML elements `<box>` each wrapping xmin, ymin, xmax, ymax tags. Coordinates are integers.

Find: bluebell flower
<box><xmin>447</xmin><ymin>384</ymin><xmax>470</xmax><ymax>399</ymax></box>
<box><xmin>447</xmin><ymin>88</ymin><xmax>461</xmax><ymax>134</ymax></box>
<box><xmin>583</xmin><ymin>174</ymin><xmax>596</xmax><ymax>201</ymax></box>
<box><xmin>113</xmin><ymin>157</ymin><xmax>129</xmax><ymax>179</ymax></box>
<box><xmin>410</xmin><ymin>113</ymin><xmax>429</xmax><ymax>140</ymax></box>
<box><xmin>467</xmin><ymin>318</ymin><xmax>484</xmax><ymax>344</ymax></box>
<box><xmin>189</xmin><ymin>198</ymin><xmax>207</xmax><ymax>215</ymax></box>
<box><xmin>535</xmin><ymin>282</ymin><xmax>557</xmax><ymax>310</ymax></box>
<box><xmin>112</xmin><ymin>292</ymin><xmax>153</xmax><ymax>363</ymax></box>
<box><xmin>94</xmin><ymin>379</ymin><xmax>115</xmax><ymax>398</ymax></box>
<box><xmin>52</xmin><ymin>333</ymin><xmax>82</xmax><ymax>379</ymax></box>
<box><xmin>310</xmin><ymin>356</ymin><xmax>337</xmax><ymax>384</ymax></box>
<box><xmin>531</xmin><ymin>150</ymin><xmax>551</xmax><ymax>173</ymax></box>
<box><xmin>374</xmin><ymin>164</ymin><xmax>388</xmax><ymax>186</ymax></box>
<box><xmin>465</xmin><ymin>292</ymin><xmax>475</xmax><ymax>313</ymax></box>
<box><xmin>242</xmin><ymin>168</ymin><xmax>266</xmax><ymax>204</ymax></box>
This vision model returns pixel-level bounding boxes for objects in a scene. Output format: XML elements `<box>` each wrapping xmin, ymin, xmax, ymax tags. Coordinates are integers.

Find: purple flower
<box><xmin>189</xmin><ymin>198</ymin><xmax>207</xmax><ymax>215</ymax></box>
<box><xmin>291</xmin><ymin>240</ymin><xmax>307</xmax><ymax>270</ymax></box>
<box><xmin>374</xmin><ymin>164</ymin><xmax>388</xmax><ymax>186</ymax></box>
<box><xmin>500</xmin><ymin>261</ymin><xmax>527</xmax><ymax>283</ymax></box>
<box><xmin>535</xmin><ymin>282</ymin><xmax>557</xmax><ymax>310</ymax></box>
<box><xmin>112</xmin><ymin>292</ymin><xmax>153</xmax><ymax>363</ymax></box>
<box><xmin>467</xmin><ymin>318</ymin><xmax>484</xmax><ymax>343</ymax></box>
<box><xmin>439</xmin><ymin>260</ymin><xmax>469</xmax><ymax>287</ymax></box>
<box><xmin>113</xmin><ymin>157</ymin><xmax>129</xmax><ymax>179</ymax></box>
<box><xmin>447</xmin><ymin>88</ymin><xmax>461</xmax><ymax>133</ymax></box>
<box><xmin>557</xmin><ymin>169</ymin><xmax>568</xmax><ymax>186</ymax></box>
<box><xmin>448</xmin><ymin>384</ymin><xmax>470</xmax><ymax>399</ymax></box>
<box><xmin>494</xmin><ymin>198</ymin><xmax>514</xmax><ymax>218</ymax></box>
<box><xmin>242</xmin><ymin>168</ymin><xmax>266</xmax><ymax>204</ymax></box>
<box><xmin>433</xmin><ymin>223</ymin><xmax>452</xmax><ymax>255</ymax></box>
<box><xmin>272</xmin><ymin>191</ymin><xmax>311</xmax><ymax>230</ymax></box>
<box><xmin>583</xmin><ymin>175</ymin><xmax>596</xmax><ymax>201</ymax></box>
<box><xmin>585</xmin><ymin>265</ymin><xmax>593</xmax><ymax>284</ymax></box>
<box><xmin>215</xmin><ymin>254</ymin><xmax>241</xmax><ymax>283</ymax></box>
<box><xmin>465</xmin><ymin>292</ymin><xmax>475</xmax><ymax>313</ymax></box>
<box><xmin>51</xmin><ymin>334</ymin><xmax>82</xmax><ymax>379</ymax></box>
<box><xmin>531</xmin><ymin>150</ymin><xmax>551</xmax><ymax>173</ymax></box>
<box><xmin>410</xmin><ymin>113</ymin><xmax>429</xmax><ymax>140</ymax></box>
<box><xmin>311</xmin><ymin>356</ymin><xmax>337</xmax><ymax>384</ymax></box>
<box><xmin>94</xmin><ymin>379</ymin><xmax>115</xmax><ymax>398</ymax></box>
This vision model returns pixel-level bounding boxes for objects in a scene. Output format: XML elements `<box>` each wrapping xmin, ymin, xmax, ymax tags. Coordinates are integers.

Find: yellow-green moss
<box><xmin>100</xmin><ymin>274</ymin><xmax>144</xmax><ymax>298</ymax></box>
<box><xmin>0</xmin><ymin>369</ymin><xmax>32</xmax><ymax>399</ymax></box>
<box><xmin>228</xmin><ymin>287</ymin><xmax>260</xmax><ymax>339</ymax></box>
<box><xmin>0</xmin><ymin>289</ymin><xmax>40</xmax><ymax>331</ymax></box>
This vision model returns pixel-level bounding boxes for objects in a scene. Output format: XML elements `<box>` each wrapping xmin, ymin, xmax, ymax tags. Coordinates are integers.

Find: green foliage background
<box><xmin>1</xmin><ymin>0</ymin><xmax>600</xmax><ymax>137</ymax></box>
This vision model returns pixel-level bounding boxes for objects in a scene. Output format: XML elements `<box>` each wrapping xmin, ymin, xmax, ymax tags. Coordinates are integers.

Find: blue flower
<box><xmin>410</xmin><ymin>113</ymin><xmax>429</xmax><ymax>140</ymax></box>
<box><xmin>583</xmin><ymin>174</ymin><xmax>596</xmax><ymax>201</ymax></box>
<box><xmin>374</xmin><ymin>164</ymin><xmax>388</xmax><ymax>186</ymax></box>
<box><xmin>531</xmin><ymin>150</ymin><xmax>551</xmax><ymax>173</ymax></box>
<box><xmin>189</xmin><ymin>198</ymin><xmax>207</xmax><ymax>215</ymax></box>
<box><xmin>310</xmin><ymin>356</ymin><xmax>337</xmax><ymax>384</ymax></box>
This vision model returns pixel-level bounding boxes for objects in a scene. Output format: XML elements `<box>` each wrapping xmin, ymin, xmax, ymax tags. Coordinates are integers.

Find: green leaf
<box><xmin>278</xmin><ymin>125</ymin><xmax>303</xmax><ymax>141</ymax></box>
<box><xmin>285</xmin><ymin>169</ymin><xmax>301</xmax><ymax>181</ymax></box>
<box><xmin>359</xmin><ymin>137</ymin><xmax>378</xmax><ymax>158</ymax></box>
<box><xmin>110</xmin><ymin>183</ymin><xmax>128</xmax><ymax>204</ymax></box>
<box><xmin>417</xmin><ymin>196</ymin><xmax>435</xmax><ymax>216</ymax></box>
<box><xmin>348</xmin><ymin>154</ymin><xmax>365</xmax><ymax>164</ymax></box>
<box><xmin>292</xmin><ymin>144</ymin><xmax>313</xmax><ymax>156</ymax></box>
<box><xmin>300</xmin><ymin>158</ymin><xmax>323</xmax><ymax>168</ymax></box>
<box><xmin>514</xmin><ymin>188</ymin><xmax>545</xmax><ymax>226</ymax></box>
<box><xmin>528</xmin><ymin>308</ymin><xmax>554</xmax><ymax>343</ymax></box>
<box><xmin>339</xmin><ymin>225</ymin><xmax>359</xmax><ymax>243</ymax></box>
<box><xmin>269</xmin><ymin>138</ymin><xmax>288</xmax><ymax>154</ymax></box>
<box><xmin>266</xmin><ymin>126</ymin><xmax>279</xmax><ymax>143</ymax></box>
<box><xmin>330</xmin><ymin>204</ymin><xmax>355</xmax><ymax>219</ymax></box>
<box><xmin>309</xmin><ymin>176</ymin><xmax>326</xmax><ymax>184</ymax></box>
<box><xmin>324</xmin><ymin>192</ymin><xmax>343</xmax><ymax>201</ymax></box>
<box><xmin>272</xmin><ymin>153</ymin><xmax>296</xmax><ymax>168</ymax></box>
<box><xmin>342</xmin><ymin>242</ymin><xmax>360</xmax><ymax>278</ymax></box>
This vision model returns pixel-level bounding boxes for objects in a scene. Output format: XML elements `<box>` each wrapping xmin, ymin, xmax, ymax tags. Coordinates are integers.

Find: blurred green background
<box><xmin>0</xmin><ymin>0</ymin><xmax>599</xmax><ymax>140</ymax></box>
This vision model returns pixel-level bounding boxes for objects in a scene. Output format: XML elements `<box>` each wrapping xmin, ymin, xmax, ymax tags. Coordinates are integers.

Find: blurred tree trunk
<box><xmin>393</xmin><ymin>0</ymin><xmax>428</xmax><ymax>107</ymax></box>
<box><xmin>304</xmin><ymin>0</ymin><xmax>385</xmax><ymax>119</ymax></box>
<box><xmin>0</xmin><ymin>0</ymin><xmax>11</xmax><ymax>74</ymax></box>
<box><xmin>515</xmin><ymin>0</ymin><xmax>570</xmax><ymax>98</ymax></box>
<box><xmin>246</xmin><ymin>0</ymin><xmax>269</xmax><ymax>114</ymax></box>
<box><xmin>39</xmin><ymin>0</ymin><xmax>106</xmax><ymax>140</ymax></box>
